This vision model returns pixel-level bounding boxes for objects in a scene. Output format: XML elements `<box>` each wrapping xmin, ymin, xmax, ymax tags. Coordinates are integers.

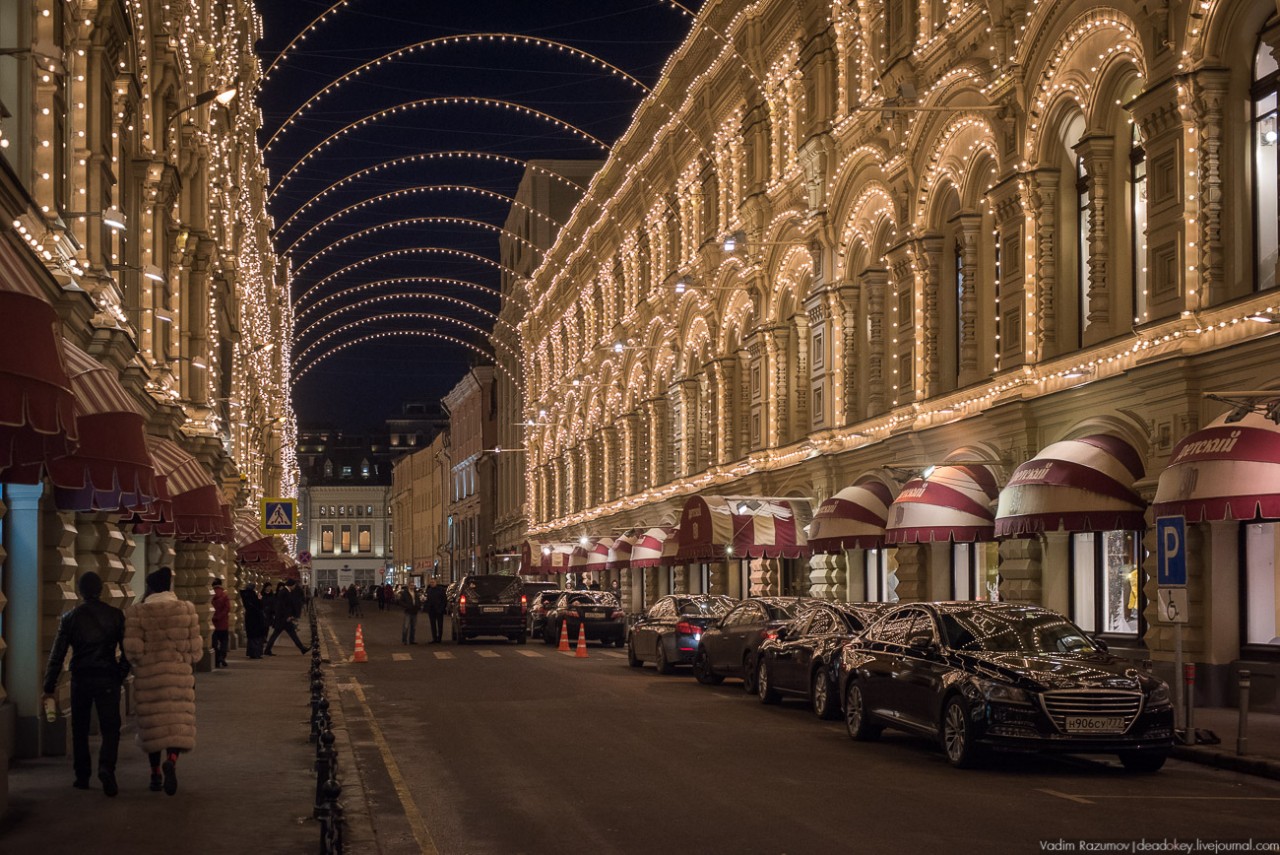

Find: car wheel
<box><xmin>812</xmin><ymin>666</ymin><xmax>838</xmax><ymax>720</ymax></box>
<box><xmin>1118</xmin><ymin>751</ymin><xmax>1167</xmax><ymax>773</ymax></box>
<box><xmin>655</xmin><ymin>639</ymin><xmax>675</xmax><ymax>674</ymax></box>
<box><xmin>693</xmin><ymin>648</ymin><xmax>724</xmax><ymax>685</ymax></box>
<box><xmin>627</xmin><ymin>638</ymin><xmax>643</xmax><ymax>668</ymax></box>
<box><xmin>757</xmin><ymin>659</ymin><xmax>781</xmax><ymax>704</ymax></box>
<box><xmin>844</xmin><ymin>683</ymin><xmax>881</xmax><ymax>741</ymax></box>
<box><xmin>941</xmin><ymin>696</ymin><xmax>984</xmax><ymax>768</ymax></box>
<box><xmin>741</xmin><ymin>653</ymin><xmax>757</xmax><ymax>694</ymax></box>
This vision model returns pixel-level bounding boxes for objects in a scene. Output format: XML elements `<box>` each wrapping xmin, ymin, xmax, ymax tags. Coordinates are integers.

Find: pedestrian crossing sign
<box><xmin>261</xmin><ymin>498</ymin><xmax>297</xmax><ymax>534</ymax></box>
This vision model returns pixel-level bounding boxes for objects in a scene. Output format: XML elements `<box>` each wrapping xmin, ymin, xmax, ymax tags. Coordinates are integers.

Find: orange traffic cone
<box><xmin>352</xmin><ymin>624</ymin><xmax>368</xmax><ymax>663</ymax></box>
<box><xmin>575</xmin><ymin>622</ymin><xmax>589</xmax><ymax>658</ymax></box>
<box><xmin>557</xmin><ymin>620</ymin><xmax>571</xmax><ymax>652</ymax></box>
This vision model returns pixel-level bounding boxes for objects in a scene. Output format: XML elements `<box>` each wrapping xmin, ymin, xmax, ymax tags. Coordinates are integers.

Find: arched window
<box><xmin>1254</xmin><ymin>38</ymin><xmax>1279</xmax><ymax>291</ymax></box>
<box><xmin>1131</xmin><ymin>123</ymin><xmax>1149</xmax><ymax>322</ymax></box>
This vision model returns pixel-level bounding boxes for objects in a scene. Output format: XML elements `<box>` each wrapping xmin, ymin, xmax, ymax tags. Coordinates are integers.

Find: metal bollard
<box><xmin>314</xmin><ymin>727</ymin><xmax>336</xmax><ymax>817</ymax></box>
<box><xmin>1184</xmin><ymin>662</ymin><xmax>1196</xmax><ymax>738</ymax></box>
<box><xmin>309</xmin><ymin>678</ymin><xmax>325</xmax><ymax>743</ymax></box>
<box><xmin>1237</xmin><ymin>670</ymin><xmax>1251</xmax><ymax>756</ymax></box>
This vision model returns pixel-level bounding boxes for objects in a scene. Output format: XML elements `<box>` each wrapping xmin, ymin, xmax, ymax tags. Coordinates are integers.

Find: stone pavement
<box><xmin>1173</xmin><ymin>704</ymin><xmax>1280</xmax><ymax>781</ymax></box>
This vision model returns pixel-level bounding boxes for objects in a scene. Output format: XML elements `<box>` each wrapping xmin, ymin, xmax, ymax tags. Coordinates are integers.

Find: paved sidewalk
<box><xmin>1173</xmin><ymin>704</ymin><xmax>1280</xmax><ymax>780</ymax></box>
<box><xmin>0</xmin><ymin>640</ymin><xmax>319</xmax><ymax>853</ymax></box>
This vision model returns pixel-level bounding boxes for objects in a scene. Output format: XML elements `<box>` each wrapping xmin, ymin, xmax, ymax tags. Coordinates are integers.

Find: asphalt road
<box><xmin>319</xmin><ymin>601</ymin><xmax>1280</xmax><ymax>855</ymax></box>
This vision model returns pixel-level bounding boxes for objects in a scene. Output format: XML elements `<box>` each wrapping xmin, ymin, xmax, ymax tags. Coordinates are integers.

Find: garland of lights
<box><xmin>294</xmin><ymin>276</ymin><xmax>527</xmax><ymax>324</ymax></box>
<box><xmin>292</xmin><ymin>247</ymin><xmax>519</xmax><ymax>312</ymax></box>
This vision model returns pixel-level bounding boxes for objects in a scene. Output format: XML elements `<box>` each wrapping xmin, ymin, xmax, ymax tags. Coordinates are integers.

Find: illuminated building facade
<box><xmin>517</xmin><ymin>1</ymin><xmax>1280</xmax><ymax>708</ymax></box>
<box><xmin>0</xmin><ymin>0</ymin><xmax>292</xmax><ymax>805</ymax></box>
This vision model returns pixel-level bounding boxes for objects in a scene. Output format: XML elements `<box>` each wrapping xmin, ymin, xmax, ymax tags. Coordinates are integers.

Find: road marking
<box><xmin>433</xmin><ymin>651</ymin><xmax>455</xmax><ymax>660</ymax></box>
<box><xmin>339</xmin><ymin>679</ymin><xmax>439</xmax><ymax>855</ymax></box>
<box><xmin>1038</xmin><ymin>789</ymin><xmax>1095</xmax><ymax>805</ymax></box>
<box><xmin>600</xmin><ymin>651</ymin><xmax>626</xmax><ymax>658</ymax></box>
<box><xmin>391</xmin><ymin>653</ymin><xmax>412</xmax><ymax>662</ymax></box>
<box><xmin>517</xmin><ymin>650</ymin><xmax>543</xmax><ymax>657</ymax></box>
<box><xmin>476</xmin><ymin>650</ymin><xmax>500</xmax><ymax>658</ymax></box>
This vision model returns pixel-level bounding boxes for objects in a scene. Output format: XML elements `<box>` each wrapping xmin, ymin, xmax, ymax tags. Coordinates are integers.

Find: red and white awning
<box><xmin>235</xmin><ymin>509</ymin><xmax>282</xmax><ymax>566</ymax></box>
<box><xmin>886</xmin><ymin>464</ymin><xmax>1001</xmax><ymax>544</ymax></box>
<box><xmin>607</xmin><ymin>531</ymin><xmax>637</xmax><ymax>569</ymax></box>
<box><xmin>1153</xmin><ymin>411</ymin><xmax>1280</xmax><ymax>523</ymax></box>
<box><xmin>995</xmin><ymin>434</ymin><xmax>1147</xmax><ymax>537</ymax></box>
<box><xmin>124</xmin><ymin>437</ymin><xmax>228</xmax><ymax>541</ymax></box>
<box><xmin>675</xmin><ymin>496</ymin><xmax>813</xmax><ymax>561</ymax></box>
<box><xmin>576</xmin><ymin>536</ymin><xmax>615</xmax><ymax>570</ymax></box>
<box><xmin>809</xmin><ymin>478</ymin><xmax>898</xmax><ymax>554</ymax></box>
<box><xmin>47</xmin><ymin>342</ymin><xmax>156</xmax><ymax>512</ymax></box>
<box><xmin>0</xmin><ymin>237</ymin><xmax>77</xmax><ymax>480</ymax></box>
<box><xmin>520</xmin><ymin>540</ymin><xmax>575</xmax><ymax>575</ymax></box>
<box><xmin>629</xmin><ymin>527</ymin><xmax>675</xmax><ymax>568</ymax></box>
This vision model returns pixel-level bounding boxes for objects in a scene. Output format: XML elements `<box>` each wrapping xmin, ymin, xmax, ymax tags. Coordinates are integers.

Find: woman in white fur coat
<box><xmin>124</xmin><ymin>566</ymin><xmax>202</xmax><ymax>795</ymax></box>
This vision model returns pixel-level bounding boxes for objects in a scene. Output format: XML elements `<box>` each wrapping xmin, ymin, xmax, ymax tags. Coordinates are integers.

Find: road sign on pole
<box><xmin>262</xmin><ymin>498</ymin><xmax>298</xmax><ymax>534</ymax></box>
<box><xmin>1156</xmin><ymin>515</ymin><xmax>1190</xmax><ymax>736</ymax></box>
<box><xmin>1156</xmin><ymin>515</ymin><xmax>1187</xmax><ymax>586</ymax></box>
<box><xmin>1157</xmin><ymin>587</ymin><xmax>1188</xmax><ymax>624</ymax></box>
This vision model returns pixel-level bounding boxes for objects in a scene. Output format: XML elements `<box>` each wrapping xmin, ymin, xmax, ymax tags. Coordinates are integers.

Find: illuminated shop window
<box><xmin>1071</xmin><ymin>530</ymin><xmax>1142</xmax><ymax>636</ymax></box>
<box><xmin>864</xmin><ymin>548</ymin><xmax>899</xmax><ymax>603</ymax></box>
<box><xmin>321</xmin><ymin>526</ymin><xmax>334</xmax><ymax>554</ymax></box>
<box><xmin>358</xmin><ymin>525</ymin><xmax>372</xmax><ymax>553</ymax></box>
<box><xmin>1244</xmin><ymin>522</ymin><xmax>1280</xmax><ymax>647</ymax></box>
<box><xmin>341</xmin><ymin>526</ymin><xmax>352</xmax><ymax>553</ymax></box>
<box><xmin>951</xmin><ymin>542</ymin><xmax>1000</xmax><ymax>601</ymax></box>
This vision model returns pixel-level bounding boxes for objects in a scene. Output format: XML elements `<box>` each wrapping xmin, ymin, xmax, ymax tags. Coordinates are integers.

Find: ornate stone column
<box><xmin>891</xmin><ymin>543</ymin><xmax>929</xmax><ymax>602</ymax></box>
<box><xmin>707</xmin><ymin>357</ymin><xmax>737</xmax><ymax>465</ymax></box>
<box><xmin>887</xmin><ymin>246</ymin><xmax>915</xmax><ymax>404</ymax></box>
<box><xmin>645</xmin><ymin>397</ymin><xmax>669</xmax><ymax>487</ymax></box>
<box><xmin>998</xmin><ymin>536</ymin><xmax>1043</xmax><ymax>606</ymax></box>
<box><xmin>915</xmin><ymin>235</ymin><xmax>944</xmax><ymax>397</ymax></box>
<box><xmin>957</xmin><ymin>215</ymin><xmax>982</xmax><ymax>384</ymax></box>
<box><xmin>1029</xmin><ymin>169</ymin><xmax>1061</xmax><ymax>357</ymax></box>
<box><xmin>862</xmin><ymin>269</ymin><xmax>888</xmax><ymax>415</ymax></box>
<box><xmin>807</xmin><ymin>553</ymin><xmax>845</xmax><ymax>601</ymax></box>
<box><xmin>1189</xmin><ymin>68</ymin><xmax>1231</xmax><ymax>307</ymax></box>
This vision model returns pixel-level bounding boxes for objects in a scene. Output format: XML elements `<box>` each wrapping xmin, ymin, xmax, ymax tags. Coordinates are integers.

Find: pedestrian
<box><xmin>41</xmin><ymin>571</ymin><xmax>129</xmax><ymax>796</ymax></box>
<box><xmin>266</xmin><ymin>577</ymin><xmax>308</xmax><ymax>655</ymax></box>
<box><xmin>345</xmin><ymin>583</ymin><xmax>360</xmax><ymax>617</ymax></box>
<box><xmin>399</xmin><ymin>584</ymin><xmax>421</xmax><ymax>644</ymax></box>
<box><xmin>425</xmin><ymin>576</ymin><xmax>447</xmax><ymax>643</ymax></box>
<box><xmin>261</xmin><ymin>582</ymin><xmax>276</xmax><ymax>625</ymax></box>
<box><xmin>239</xmin><ymin>581</ymin><xmax>267</xmax><ymax>659</ymax></box>
<box><xmin>123</xmin><ymin>567</ymin><xmax>201</xmax><ymax>795</ymax></box>
<box><xmin>210</xmin><ymin>578</ymin><xmax>230</xmax><ymax>668</ymax></box>
<box><xmin>609</xmin><ymin>579</ymin><xmax>622</xmax><ymax>605</ymax></box>
<box><xmin>375</xmin><ymin>584</ymin><xmax>385</xmax><ymax>611</ymax></box>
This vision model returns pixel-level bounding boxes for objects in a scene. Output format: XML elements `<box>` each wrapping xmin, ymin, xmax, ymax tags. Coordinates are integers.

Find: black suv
<box><xmin>450</xmin><ymin>575</ymin><xmax>528</xmax><ymax>644</ymax></box>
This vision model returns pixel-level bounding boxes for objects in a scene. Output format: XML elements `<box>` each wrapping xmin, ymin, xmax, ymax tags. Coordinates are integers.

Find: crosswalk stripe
<box><xmin>391</xmin><ymin>653</ymin><xmax>412</xmax><ymax>661</ymax></box>
<box><xmin>517</xmin><ymin>650</ymin><xmax>543</xmax><ymax>657</ymax></box>
<box><xmin>476</xmin><ymin>650</ymin><xmax>500</xmax><ymax>658</ymax></box>
<box><xmin>433</xmin><ymin>651</ymin><xmax>455</xmax><ymax>660</ymax></box>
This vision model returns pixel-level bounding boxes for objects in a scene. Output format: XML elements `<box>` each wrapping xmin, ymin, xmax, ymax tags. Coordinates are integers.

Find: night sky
<box><xmin>256</xmin><ymin>0</ymin><xmax>703</xmax><ymax>431</ymax></box>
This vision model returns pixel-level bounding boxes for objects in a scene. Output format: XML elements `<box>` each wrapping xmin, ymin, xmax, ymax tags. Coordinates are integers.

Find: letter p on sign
<box><xmin>1156</xmin><ymin>515</ymin><xmax>1187</xmax><ymax>587</ymax></box>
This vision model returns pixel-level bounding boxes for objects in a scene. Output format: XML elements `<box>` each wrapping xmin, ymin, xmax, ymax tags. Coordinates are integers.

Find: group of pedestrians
<box><xmin>239</xmin><ymin>577</ymin><xmax>308</xmax><ymax>657</ymax></box>
<box><xmin>395</xmin><ymin>577</ymin><xmax>448</xmax><ymax>644</ymax></box>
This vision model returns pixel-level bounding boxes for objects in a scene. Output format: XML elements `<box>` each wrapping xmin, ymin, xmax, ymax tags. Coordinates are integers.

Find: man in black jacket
<box><xmin>265</xmin><ymin>577</ymin><xmax>308</xmax><ymax>655</ymax></box>
<box><xmin>424</xmin><ymin>577</ymin><xmax>448</xmax><ymax>643</ymax></box>
<box><xmin>41</xmin><ymin>571</ymin><xmax>128</xmax><ymax>796</ymax></box>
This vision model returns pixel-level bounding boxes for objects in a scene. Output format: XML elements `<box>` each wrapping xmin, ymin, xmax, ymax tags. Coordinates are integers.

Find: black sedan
<box><xmin>838</xmin><ymin>602</ymin><xmax>1174</xmax><ymax>771</ymax></box>
<box><xmin>754</xmin><ymin>602</ymin><xmax>890</xmax><ymax>718</ymax></box>
<box><xmin>542</xmin><ymin>592</ymin><xmax>626</xmax><ymax>646</ymax></box>
<box><xmin>691</xmin><ymin>597</ymin><xmax>815</xmax><ymax>693</ymax></box>
<box><xmin>526</xmin><ymin>589</ymin><xmax>565</xmax><ymax>638</ymax></box>
<box><xmin>627</xmin><ymin>595</ymin><xmax>736</xmax><ymax>673</ymax></box>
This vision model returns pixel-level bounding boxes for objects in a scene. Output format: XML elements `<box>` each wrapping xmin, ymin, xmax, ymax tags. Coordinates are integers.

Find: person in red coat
<box><xmin>211</xmin><ymin>578</ymin><xmax>231</xmax><ymax>669</ymax></box>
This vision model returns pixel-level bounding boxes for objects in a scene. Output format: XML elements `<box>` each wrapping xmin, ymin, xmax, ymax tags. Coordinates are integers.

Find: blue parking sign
<box><xmin>1156</xmin><ymin>515</ymin><xmax>1186</xmax><ymax>587</ymax></box>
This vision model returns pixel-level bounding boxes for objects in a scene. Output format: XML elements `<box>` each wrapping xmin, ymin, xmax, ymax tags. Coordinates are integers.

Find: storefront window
<box><xmin>1072</xmin><ymin>530</ymin><xmax>1142</xmax><ymax>636</ymax></box>
<box><xmin>1244</xmin><ymin>522</ymin><xmax>1280</xmax><ymax>647</ymax></box>
<box><xmin>341</xmin><ymin>525</ymin><xmax>352</xmax><ymax>553</ymax></box>
<box><xmin>358</xmin><ymin>525</ymin><xmax>372</xmax><ymax>553</ymax></box>
<box><xmin>321</xmin><ymin>526</ymin><xmax>334</xmax><ymax>553</ymax></box>
<box><xmin>864</xmin><ymin>548</ymin><xmax>899</xmax><ymax>603</ymax></box>
<box><xmin>952</xmin><ymin>542</ymin><xmax>1000</xmax><ymax>601</ymax></box>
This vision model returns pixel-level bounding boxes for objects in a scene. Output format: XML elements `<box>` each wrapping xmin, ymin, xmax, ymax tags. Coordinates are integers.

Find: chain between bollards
<box><xmin>306</xmin><ymin>600</ymin><xmax>344</xmax><ymax>854</ymax></box>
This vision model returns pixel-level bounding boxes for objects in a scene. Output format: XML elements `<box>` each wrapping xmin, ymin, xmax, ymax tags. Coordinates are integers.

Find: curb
<box><xmin>1172</xmin><ymin>745</ymin><xmax>1280</xmax><ymax>781</ymax></box>
<box><xmin>316</xmin><ymin>618</ymin><xmax>380</xmax><ymax>853</ymax></box>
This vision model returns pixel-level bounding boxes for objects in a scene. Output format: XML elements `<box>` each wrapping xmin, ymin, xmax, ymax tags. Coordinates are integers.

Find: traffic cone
<box><xmin>352</xmin><ymin>624</ymin><xmax>368</xmax><ymax>663</ymax></box>
<box><xmin>575</xmin><ymin>622</ymin><xmax>589</xmax><ymax>658</ymax></box>
<box><xmin>557</xmin><ymin>620</ymin><xmax>571</xmax><ymax>652</ymax></box>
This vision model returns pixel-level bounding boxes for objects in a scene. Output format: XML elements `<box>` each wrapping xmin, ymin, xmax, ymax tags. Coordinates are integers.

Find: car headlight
<box><xmin>975</xmin><ymin>678</ymin><xmax>1033</xmax><ymax>706</ymax></box>
<box><xmin>1146</xmin><ymin>683</ymin><xmax>1171</xmax><ymax>707</ymax></box>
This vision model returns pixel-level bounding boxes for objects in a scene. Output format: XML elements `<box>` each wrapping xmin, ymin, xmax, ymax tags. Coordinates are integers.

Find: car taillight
<box><xmin>610</xmin><ymin>610</ymin><xmax>623</xmax><ymax>619</ymax></box>
<box><xmin>459</xmin><ymin>594</ymin><xmax>466</xmax><ymax>615</ymax></box>
<box><xmin>676</xmin><ymin>620</ymin><xmax>701</xmax><ymax>636</ymax></box>
<box><xmin>521</xmin><ymin>594</ymin><xmax>528</xmax><ymax>615</ymax></box>
<box><xmin>565</xmin><ymin>610</ymin><xmax>580</xmax><ymax>618</ymax></box>
<box><xmin>763</xmin><ymin>629</ymin><xmax>778</xmax><ymax>640</ymax></box>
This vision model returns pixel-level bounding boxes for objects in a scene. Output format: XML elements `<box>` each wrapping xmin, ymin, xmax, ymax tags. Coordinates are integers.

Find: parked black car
<box><xmin>691</xmin><ymin>597</ymin><xmax>815</xmax><ymax>693</ymax></box>
<box><xmin>838</xmin><ymin>602</ymin><xmax>1174</xmax><ymax>770</ymax></box>
<box><xmin>450</xmin><ymin>574</ymin><xmax>528</xmax><ymax>644</ymax></box>
<box><xmin>543</xmin><ymin>591</ymin><xmax>625</xmax><ymax>646</ymax></box>
<box><xmin>526</xmin><ymin>588</ymin><xmax>565</xmax><ymax>638</ymax></box>
<box><xmin>755</xmin><ymin>602</ymin><xmax>890</xmax><ymax>718</ymax></box>
<box><xmin>627</xmin><ymin>595</ymin><xmax>736</xmax><ymax>673</ymax></box>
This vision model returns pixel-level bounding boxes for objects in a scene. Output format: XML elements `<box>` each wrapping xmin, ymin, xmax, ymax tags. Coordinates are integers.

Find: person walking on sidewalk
<box><xmin>124</xmin><ymin>567</ymin><xmax>201</xmax><ymax>795</ymax></box>
<box><xmin>266</xmin><ymin>577</ymin><xmax>308</xmax><ymax>655</ymax></box>
<box><xmin>239</xmin><ymin>581</ymin><xmax>267</xmax><ymax>659</ymax></box>
<box><xmin>399</xmin><ymin>584</ymin><xmax>422</xmax><ymax>644</ymax></box>
<box><xmin>425</xmin><ymin>577</ymin><xmax>447</xmax><ymax>643</ymax></box>
<box><xmin>41</xmin><ymin>571</ymin><xmax>129</xmax><ymax>797</ymax></box>
<box><xmin>345</xmin><ymin>583</ymin><xmax>360</xmax><ymax>617</ymax></box>
<box><xmin>210</xmin><ymin>578</ymin><xmax>231</xmax><ymax>668</ymax></box>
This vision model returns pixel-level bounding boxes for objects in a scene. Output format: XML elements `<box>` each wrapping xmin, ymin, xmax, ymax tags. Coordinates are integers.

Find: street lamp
<box><xmin>166</xmin><ymin>86</ymin><xmax>237</xmax><ymax>126</ymax></box>
<box><xmin>108</xmin><ymin>262</ymin><xmax>166</xmax><ymax>283</ymax></box>
<box><xmin>59</xmin><ymin>206</ymin><xmax>128</xmax><ymax>232</ymax></box>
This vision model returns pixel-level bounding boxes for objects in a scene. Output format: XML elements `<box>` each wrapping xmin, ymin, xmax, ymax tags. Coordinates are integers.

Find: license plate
<box><xmin>1064</xmin><ymin>716</ymin><xmax>1125</xmax><ymax>734</ymax></box>
<box><xmin>586</xmin><ymin>611</ymin><xmax>605</xmax><ymax>619</ymax></box>
<box><xmin>483</xmin><ymin>606</ymin><xmax>505</xmax><ymax>614</ymax></box>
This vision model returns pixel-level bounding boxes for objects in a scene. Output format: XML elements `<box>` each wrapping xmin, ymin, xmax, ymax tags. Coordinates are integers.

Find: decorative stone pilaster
<box><xmin>1189</xmin><ymin>68</ymin><xmax>1231</xmax><ymax>306</ymax></box>
<box><xmin>750</xmin><ymin>557</ymin><xmax>780</xmax><ymax>596</ymax></box>
<box><xmin>997</xmin><ymin>536</ymin><xmax>1043</xmax><ymax>605</ymax></box>
<box><xmin>671</xmin><ymin>378</ymin><xmax>699</xmax><ymax>478</ymax></box>
<box><xmin>601</xmin><ymin>426</ymin><xmax>618</xmax><ymax>501</ymax></box>
<box><xmin>862</xmin><ymin>269</ymin><xmax>888</xmax><ymax>415</ymax></box>
<box><xmin>707</xmin><ymin>357</ymin><xmax>737</xmax><ymax>465</ymax></box>
<box><xmin>891</xmin><ymin>543</ymin><xmax>928</xmax><ymax>602</ymax></box>
<box><xmin>1077</xmin><ymin>136</ymin><xmax>1114</xmax><ymax>333</ymax></box>
<box><xmin>1029</xmin><ymin>170</ymin><xmax>1060</xmax><ymax>357</ymax></box>
<box><xmin>616</xmin><ymin>413</ymin><xmax>638</xmax><ymax>496</ymax></box>
<box><xmin>671</xmin><ymin>566</ymin><xmax>688</xmax><ymax>595</ymax></box>
<box><xmin>830</xmin><ymin>282</ymin><xmax>860</xmax><ymax>425</ymax></box>
<box><xmin>762</xmin><ymin>325</ymin><xmax>792</xmax><ymax>446</ymax></box>
<box><xmin>175</xmin><ymin>540</ymin><xmax>215</xmax><ymax>670</ymax></box>
<box><xmin>74</xmin><ymin>513</ymin><xmax>135</xmax><ymax>610</ymax></box>
<box><xmin>807</xmin><ymin>552</ymin><xmax>846</xmax><ymax>601</ymax></box>
<box><xmin>915</xmin><ymin>235</ymin><xmax>944</xmax><ymax>397</ymax></box>
<box><xmin>887</xmin><ymin>247</ymin><xmax>915</xmax><ymax>403</ymax></box>
<box><xmin>957</xmin><ymin>216</ymin><xmax>982</xmax><ymax>383</ymax></box>
<box><xmin>42</xmin><ymin>509</ymin><xmax>79</xmax><ymax>654</ymax></box>
<box><xmin>645</xmin><ymin>397</ymin><xmax>669</xmax><ymax>487</ymax></box>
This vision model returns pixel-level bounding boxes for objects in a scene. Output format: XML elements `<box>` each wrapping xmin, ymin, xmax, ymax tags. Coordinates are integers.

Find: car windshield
<box><xmin>941</xmin><ymin>609</ymin><xmax>1098</xmax><ymax>655</ymax></box>
<box><xmin>566</xmin><ymin>593</ymin><xmax>617</xmax><ymax>607</ymax></box>
<box><xmin>462</xmin><ymin>576</ymin><xmax>523</xmax><ymax>603</ymax></box>
<box><xmin>680</xmin><ymin>597</ymin><xmax>733</xmax><ymax>616</ymax></box>
<box><xmin>763</xmin><ymin>601</ymin><xmax>802</xmax><ymax>620</ymax></box>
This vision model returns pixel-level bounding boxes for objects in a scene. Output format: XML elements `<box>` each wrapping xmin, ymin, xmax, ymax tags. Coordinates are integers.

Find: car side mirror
<box><xmin>1093</xmin><ymin>637</ymin><xmax>1109</xmax><ymax>653</ymax></box>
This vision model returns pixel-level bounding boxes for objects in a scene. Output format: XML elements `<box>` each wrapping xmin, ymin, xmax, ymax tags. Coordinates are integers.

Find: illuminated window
<box><xmin>864</xmin><ymin>548</ymin><xmax>899</xmax><ymax>603</ymax></box>
<box><xmin>321</xmin><ymin>526</ymin><xmax>334</xmax><ymax>553</ymax></box>
<box><xmin>1070</xmin><ymin>530</ymin><xmax>1142</xmax><ymax>637</ymax></box>
<box><xmin>1244</xmin><ymin>522</ymin><xmax>1280</xmax><ymax>648</ymax></box>
<box><xmin>951</xmin><ymin>542</ymin><xmax>1000</xmax><ymax>601</ymax></box>
<box><xmin>358</xmin><ymin>525</ymin><xmax>372</xmax><ymax>553</ymax></box>
<box><xmin>341</xmin><ymin>526</ymin><xmax>352</xmax><ymax>553</ymax></box>
<box><xmin>1254</xmin><ymin>35</ymin><xmax>1279</xmax><ymax>291</ymax></box>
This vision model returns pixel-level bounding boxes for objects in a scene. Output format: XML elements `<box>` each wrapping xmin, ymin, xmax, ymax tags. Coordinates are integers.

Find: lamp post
<box><xmin>165</xmin><ymin>86</ymin><xmax>237</xmax><ymax>127</ymax></box>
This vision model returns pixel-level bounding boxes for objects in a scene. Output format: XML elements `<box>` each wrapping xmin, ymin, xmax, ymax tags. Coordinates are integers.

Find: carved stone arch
<box><xmin>766</xmin><ymin>244</ymin><xmax>815</xmax><ymax>324</ymax></box>
<box><xmin>913</xmin><ymin>113</ymin><xmax>1000</xmax><ymax>225</ymax></box>
<box><xmin>960</xmin><ymin>148</ymin><xmax>1000</xmax><ymax>212</ymax></box>
<box><xmin>1188</xmin><ymin>0</ymin><xmax>1277</xmax><ymax>66</ymax></box>
<box><xmin>717</xmin><ymin>287</ymin><xmax>758</xmax><ymax>355</ymax></box>
<box><xmin>838</xmin><ymin>183</ymin><xmax>899</xmax><ymax>279</ymax></box>
<box><xmin>828</xmin><ymin>144</ymin><xmax>892</xmax><ymax>222</ymax></box>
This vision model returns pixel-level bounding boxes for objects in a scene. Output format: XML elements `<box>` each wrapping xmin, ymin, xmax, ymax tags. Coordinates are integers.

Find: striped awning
<box><xmin>629</xmin><ymin>527</ymin><xmax>675</xmax><ymax>568</ymax></box>
<box><xmin>235</xmin><ymin>509</ymin><xmax>279</xmax><ymax>564</ymax></box>
<box><xmin>809</xmin><ymin>478</ymin><xmax>898</xmax><ymax>554</ymax></box>
<box><xmin>0</xmin><ymin>237</ymin><xmax>78</xmax><ymax>480</ymax></box>
<box><xmin>607</xmin><ymin>531</ymin><xmax>637</xmax><ymax>569</ymax></box>
<box><xmin>1153</xmin><ymin>410</ymin><xmax>1280</xmax><ymax>523</ymax></box>
<box><xmin>45</xmin><ymin>343</ymin><xmax>156</xmax><ymax>512</ymax></box>
<box><xmin>519</xmin><ymin>540</ymin><xmax>575</xmax><ymax>575</ymax></box>
<box><xmin>126</xmin><ymin>437</ymin><xmax>228</xmax><ymax>541</ymax></box>
<box><xmin>996</xmin><ymin>434</ymin><xmax>1147</xmax><ymax>537</ymax></box>
<box><xmin>886</xmin><ymin>464</ymin><xmax>1002</xmax><ymax>544</ymax></box>
<box><xmin>570</xmin><ymin>536</ymin><xmax>615</xmax><ymax>570</ymax></box>
<box><xmin>675</xmin><ymin>496</ymin><xmax>813</xmax><ymax>561</ymax></box>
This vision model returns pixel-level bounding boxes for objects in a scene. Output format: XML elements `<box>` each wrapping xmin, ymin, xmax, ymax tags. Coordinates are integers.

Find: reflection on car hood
<box><xmin>962</xmin><ymin>651</ymin><xmax>1146</xmax><ymax>692</ymax></box>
